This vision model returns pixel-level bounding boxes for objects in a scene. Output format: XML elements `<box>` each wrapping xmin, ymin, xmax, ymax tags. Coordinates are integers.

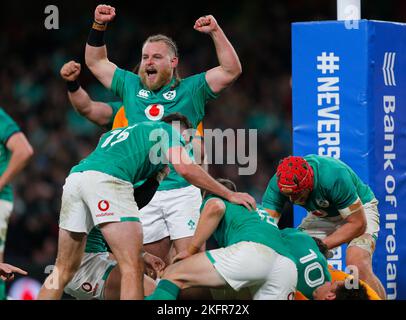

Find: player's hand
<box><xmin>143</xmin><ymin>252</ymin><xmax>165</xmax><ymax>279</ymax></box>
<box><xmin>227</xmin><ymin>192</ymin><xmax>257</xmax><ymax>211</ymax></box>
<box><xmin>194</xmin><ymin>15</ymin><xmax>219</xmax><ymax>34</ymax></box>
<box><xmin>172</xmin><ymin>250</ymin><xmax>192</xmax><ymax>264</ymax></box>
<box><xmin>0</xmin><ymin>263</ymin><xmax>28</xmax><ymax>281</ymax></box>
<box><xmin>94</xmin><ymin>4</ymin><xmax>116</xmax><ymax>24</ymax></box>
<box><xmin>60</xmin><ymin>61</ymin><xmax>81</xmax><ymax>81</ymax></box>
<box><xmin>155</xmin><ymin>165</ymin><xmax>170</xmax><ymax>183</ymax></box>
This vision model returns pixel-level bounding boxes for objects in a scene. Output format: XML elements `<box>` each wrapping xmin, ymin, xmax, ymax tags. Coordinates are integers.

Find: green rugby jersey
<box><xmin>0</xmin><ymin>108</ymin><xmax>21</xmax><ymax>202</ymax></box>
<box><xmin>85</xmin><ymin>227</ymin><xmax>109</xmax><ymax>253</ymax></box>
<box><xmin>262</xmin><ymin>154</ymin><xmax>375</xmax><ymax>218</ymax></box>
<box><xmin>106</xmin><ymin>101</ymin><xmax>123</xmax><ymax>128</ymax></box>
<box><xmin>70</xmin><ymin>121</ymin><xmax>185</xmax><ymax>185</ymax></box>
<box><xmin>201</xmin><ymin>196</ymin><xmax>295</xmax><ymax>263</ymax></box>
<box><xmin>281</xmin><ymin>228</ymin><xmax>331</xmax><ymax>299</ymax></box>
<box><xmin>110</xmin><ymin>68</ymin><xmax>218</xmax><ymax>190</ymax></box>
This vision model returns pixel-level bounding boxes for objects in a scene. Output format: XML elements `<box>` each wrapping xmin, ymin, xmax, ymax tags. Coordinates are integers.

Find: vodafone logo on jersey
<box><xmin>145</xmin><ymin>104</ymin><xmax>164</xmax><ymax>121</ymax></box>
<box><xmin>98</xmin><ymin>200</ymin><xmax>110</xmax><ymax>212</ymax></box>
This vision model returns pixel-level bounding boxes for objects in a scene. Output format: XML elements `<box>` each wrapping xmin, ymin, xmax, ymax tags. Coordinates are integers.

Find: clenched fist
<box><xmin>194</xmin><ymin>15</ymin><xmax>219</xmax><ymax>34</ymax></box>
<box><xmin>94</xmin><ymin>4</ymin><xmax>116</xmax><ymax>24</ymax></box>
<box><xmin>60</xmin><ymin>61</ymin><xmax>81</xmax><ymax>81</ymax></box>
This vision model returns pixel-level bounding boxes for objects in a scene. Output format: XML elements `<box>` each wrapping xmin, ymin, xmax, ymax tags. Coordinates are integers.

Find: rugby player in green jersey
<box><xmin>59</xmin><ymin>60</ymin><xmax>123</xmax><ymax>130</ymax></box>
<box><xmin>262</xmin><ymin>155</ymin><xmax>385</xmax><ymax>299</ymax></box>
<box><xmin>0</xmin><ymin>108</ymin><xmax>33</xmax><ymax>299</ymax></box>
<box><xmin>66</xmin><ymin>3</ymin><xmax>241</xmax><ymax>266</ymax></box>
<box><xmin>146</xmin><ymin>179</ymin><xmax>297</xmax><ymax>300</ymax></box>
<box><xmin>280</xmin><ymin>228</ymin><xmax>369</xmax><ymax>300</ymax></box>
<box><xmin>63</xmin><ymin>174</ymin><xmax>168</xmax><ymax>300</ymax></box>
<box><xmin>281</xmin><ymin>228</ymin><xmax>331</xmax><ymax>300</ymax></box>
<box><xmin>60</xmin><ymin>59</ymin><xmax>207</xmax><ymax>266</ymax></box>
<box><xmin>37</xmin><ymin>115</ymin><xmax>255</xmax><ymax>300</ymax></box>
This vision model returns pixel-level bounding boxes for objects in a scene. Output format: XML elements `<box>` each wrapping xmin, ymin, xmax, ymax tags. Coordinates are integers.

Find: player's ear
<box><xmin>171</xmin><ymin>56</ymin><xmax>179</xmax><ymax>68</ymax></box>
<box><xmin>325</xmin><ymin>291</ymin><xmax>336</xmax><ymax>300</ymax></box>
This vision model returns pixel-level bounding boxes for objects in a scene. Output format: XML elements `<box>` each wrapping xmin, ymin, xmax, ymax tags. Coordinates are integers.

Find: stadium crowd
<box><xmin>0</xmin><ymin>0</ymin><xmax>403</xmax><ymax>286</ymax></box>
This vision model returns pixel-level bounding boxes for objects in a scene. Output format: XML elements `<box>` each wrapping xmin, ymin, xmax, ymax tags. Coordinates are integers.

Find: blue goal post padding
<box><xmin>291</xmin><ymin>20</ymin><xmax>406</xmax><ymax>300</ymax></box>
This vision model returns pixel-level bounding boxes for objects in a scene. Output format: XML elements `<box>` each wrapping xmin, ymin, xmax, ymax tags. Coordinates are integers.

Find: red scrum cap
<box><xmin>276</xmin><ymin>156</ymin><xmax>314</xmax><ymax>194</ymax></box>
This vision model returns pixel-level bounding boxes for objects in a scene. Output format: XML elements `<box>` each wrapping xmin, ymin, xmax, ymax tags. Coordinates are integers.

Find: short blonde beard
<box><xmin>139</xmin><ymin>67</ymin><xmax>173</xmax><ymax>91</ymax></box>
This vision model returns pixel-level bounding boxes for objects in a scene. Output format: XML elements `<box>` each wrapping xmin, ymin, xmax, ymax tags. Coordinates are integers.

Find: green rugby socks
<box><xmin>0</xmin><ymin>280</ymin><xmax>6</xmax><ymax>300</ymax></box>
<box><xmin>145</xmin><ymin>279</ymin><xmax>180</xmax><ymax>300</ymax></box>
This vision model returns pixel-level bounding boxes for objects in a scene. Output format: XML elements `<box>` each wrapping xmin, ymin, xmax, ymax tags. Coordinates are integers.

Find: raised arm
<box><xmin>60</xmin><ymin>61</ymin><xmax>115</xmax><ymax>127</ymax></box>
<box><xmin>0</xmin><ymin>133</ymin><xmax>33</xmax><ymax>192</ymax></box>
<box><xmin>85</xmin><ymin>4</ymin><xmax>118</xmax><ymax>89</ymax></box>
<box><xmin>194</xmin><ymin>15</ymin><xmax>242</xmax><ymax>94</ymax></box>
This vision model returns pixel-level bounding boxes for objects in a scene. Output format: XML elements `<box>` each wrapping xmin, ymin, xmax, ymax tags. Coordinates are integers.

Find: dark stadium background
<box><xmin>1</xmin><ymin>0</ymin><xmax>405</xmax><ymax>292</ymax></box>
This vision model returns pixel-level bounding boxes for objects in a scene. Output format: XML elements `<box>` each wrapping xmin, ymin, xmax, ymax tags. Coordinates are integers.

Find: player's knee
<box><xmin>347</xmin><ymin>257</ymin><xmax>372</xmax><ymax>278</ymax></box>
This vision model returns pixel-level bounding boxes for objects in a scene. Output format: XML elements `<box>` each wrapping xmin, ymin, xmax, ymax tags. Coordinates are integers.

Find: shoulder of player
<box><xmin>309</xmin><ymin>156</ymin><xmax>350</xmax><ymax>185</ymax></box>
<box><xmin>106</xmin><ymin>101</ymin><xmax>124</xmax><ymax>108</ymax></box>
<box><xmin>264</xmin><ymin>173</ymin><xmax>283</xmax><ymax>196</ymax></box>
<box><xmin>118</xmin><ymin>68</ymin><xmax>140</xmax><ymax>84</ymax></box>
<box><xmin>178</xmin><ymin>72</ymin><xmax>205</xmax><ymax>86</ymax></box>
<box><xmin>0</xmin><ymin>107</ymin><xmax>12</xmax><ymax>121</ymax></box>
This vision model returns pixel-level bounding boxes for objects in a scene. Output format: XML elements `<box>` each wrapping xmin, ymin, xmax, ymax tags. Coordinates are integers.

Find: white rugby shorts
<box><xmin>59</xmin><ymin>171</ymin><xmax>140</xmax><ymax>234</ymax></box>
<box><xmin>206</xmin><ymin>241</ymin><xmax>297</xmax><ymax>300</ymax></box>
<box><xmin>140</xmin><ymin>185</ymin><xmax>202</xmax><ymax>244</ymax></box>
<box><xmin>0</xmin><ymin>199</ymin><xmax>13</xmax><ymax>252</ymax></box>
<box><xmin>64</xmin><ymin>252</ymin><xmax>117</xmax><ymax>300</ymax></box>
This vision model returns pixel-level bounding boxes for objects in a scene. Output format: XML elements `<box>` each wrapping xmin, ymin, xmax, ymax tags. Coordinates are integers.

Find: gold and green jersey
<box><xmin>106</xmin><ymin>101</ymin><xmax>123</xmax><ymax>128</ymax></box>
<box><xmin>0</xmin><ymin>108</ymin><xmax>21</xmax><ymax>202</ymax></box>
<box><xmin>70</xmin><ymin>121</ymin><xmax>185</xmax><ymax>185</ymax></box>
<box><xmin>281</xmin><ymin>228</ymin><xmax>331</xmax><ymax>299</ymax></box>
<box><xmin>262</xmin><ymin>154</ymin><xmax>375</xmax><ymax>218</ymax></box>
<box><xmin>110</xmin><ymin>68</ymin><xmax>218</xmax><ymax>190</ymax></box>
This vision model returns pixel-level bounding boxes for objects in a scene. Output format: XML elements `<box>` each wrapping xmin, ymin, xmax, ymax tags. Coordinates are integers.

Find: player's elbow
<box><xmin>85</xmin><ymin>57</ymin><xmax>99</xmax><ymax>73</ymax></box>
<box><xmin>208</xmin><ymin>201</ymin><xmax>226</xmax><ymax>216</ymax></box>
<box><xmin>353</xmin><ymin>218</ymin><xmax>367</xmax><ymax>237</ymax></box>
<box><xmin>20</xmin><ymin>143</ymin><xmax>34</xmax><ymax>161</ymax></box>
<box><xmin>234</xmin><ymin>62</ymin><xmax>242</xmax><ymax>79</ymax></box>
<box><xmin>16</xmin><ymin>143</ymin><xmax>34</xmax><ymax>164</ymax></box>
<box><xmin>25</xmin><ymin>144</ymin><xmax>34</xmax><ymax>160</ymax></box>
<box><xmin>85</xmin><ymin>52</ymin><xmax>103</xmax><ymax>71</ymax></box>
<box><xmin>226</xmin><ymin>63</ymin><xmax>242</xmax><ymax>83</ymax></box>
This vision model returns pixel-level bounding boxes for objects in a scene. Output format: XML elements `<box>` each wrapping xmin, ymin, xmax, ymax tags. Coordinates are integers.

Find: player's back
<box><xmin>304</xmin><ymin>154</ymin><xmax>375</xmax><ymax>204</ymax></box>
<box><xmin>281</xmin><ymin>228</ymin><xmax>331</xmax><ymax>299</ymax></box>
<box><xmin>71</xmin><ymin>121</ymin><xmax>184</xmax><ymax>184</ymax></box>
<box><xmin>204</xmin><ymin>196</ymin><xmax>294</xmax><ymax>262</ymax></box>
